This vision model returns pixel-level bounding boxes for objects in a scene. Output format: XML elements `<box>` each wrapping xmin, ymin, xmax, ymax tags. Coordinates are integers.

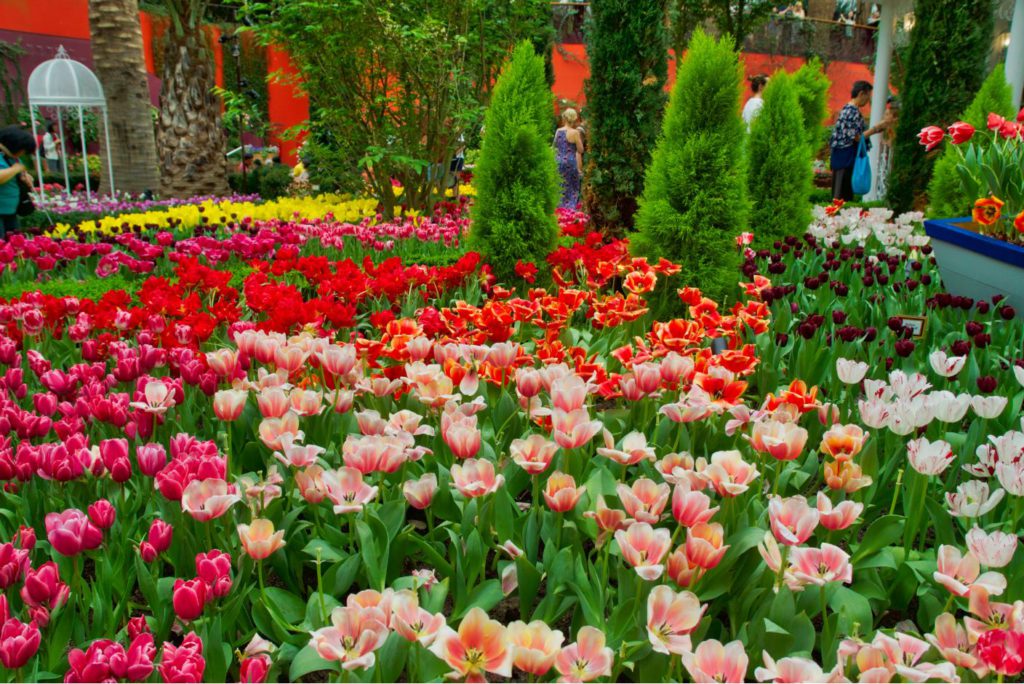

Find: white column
<box><xmin>865</xmin><ymin>0</ymin><xmax>896</xmax><ymax>201</ymax></box>
<box><xmin>1007</xmin><ymin>0</ymin><xmax>1024</xmax><ymax>110</ymax></box>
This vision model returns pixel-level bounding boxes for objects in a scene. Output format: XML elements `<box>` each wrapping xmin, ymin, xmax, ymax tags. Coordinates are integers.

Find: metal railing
<box><xmin>549</xmin><ymin>2</ymin><xmax>878</xmax><ymax>63</ymax></box>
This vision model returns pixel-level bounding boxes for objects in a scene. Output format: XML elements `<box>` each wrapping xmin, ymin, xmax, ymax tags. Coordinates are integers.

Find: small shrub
<box><xmin>927</xmin><ymin>67</ymin><xmax>1015</xmax><ymax>218</ymax></box>
<box><xmin>748</xmin><ymin>71</ymin><xmax>812</xmax><ymax>249</ymax></box>
<box><xmin>791</xmin><ymin>58</ymin><xmax>831</xmax><ymax>154</ymax></box>
<box><xmin>468</xmin><ymin>42</ymin><xmax>560</xmax><ymax>281</ymax></box>
<box><xmin>258</xmin><ymin>164</ymin><xmax>294</xmax><ymax>200</ymax></box>
<box><xmin>631</xmin><ymin>29</ymin><xmax>747</xmax><ymax>303</ymax></box>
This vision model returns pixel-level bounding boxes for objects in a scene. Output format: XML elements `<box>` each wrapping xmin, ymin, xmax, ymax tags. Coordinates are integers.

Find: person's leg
<box><xmin>0</xmin><ymin>214</ymin><xmax>17</xmax><ymax>239</ymax></box>
<box><xmin>832</xmin><ymin>167</ymin><xmax>845</xmax><ymax>201</ymax></box>
<box><xmin>841</xmin><ymin>167</ymin><xmax>854</xmax><ymax>202</ymax></box>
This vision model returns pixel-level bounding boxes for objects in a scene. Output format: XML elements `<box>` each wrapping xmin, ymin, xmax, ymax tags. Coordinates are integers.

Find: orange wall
<box><xmin>266</xmin><ymin>47</ymin><xmax>309</xmax><ymax>165</ymax></box>
<box><xmin>0</xmin><ymin>0</ymin><xmax>89</xmax><ymax>39</ymax></box>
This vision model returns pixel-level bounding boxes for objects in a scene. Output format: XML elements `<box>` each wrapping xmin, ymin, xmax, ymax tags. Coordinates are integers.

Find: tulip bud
<box><xmin>13</xmin><ymin>525</ymin><xmax>35</xmax><ymax>551</ymax></box>
<box><xmin>240</xmin><ymin>655</ymin><xmax>271</xmax><ymax>683</ymax></box>
<box><xmin>195</xmin><ymin>550</ymin><xmax>233</xmax><ymax>598</ymax></box>
<box><xmin>88</xmin><ymin>499</ymin><xmax>117</xmax><ymax>530</ymax></box>
<box><xmin>135</xmin><ymin>443</ymin><xmax>167</xmax><ymax>477</ymax></box>
<box><xmin>127</xmin><ymin>616</ymin><xmax>151</xmax><ymax>640</ymax></box>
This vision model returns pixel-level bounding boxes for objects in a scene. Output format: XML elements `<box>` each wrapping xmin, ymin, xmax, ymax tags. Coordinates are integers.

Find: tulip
<box><xmin>927</xmin><ymin>391</ymin><xmax>972</xmax><ymax>423</ymax></box>
<box><xmin>289</xmin><ymin>388</ymin><xmax>323</xmax><ymax>417</ymax></box>
<box><xmin>550</xmin><ymin>374</ymin><xmax>589</xmax><ymax>412</ymax></box>
<box><xmin>976</xmin><ymin>628</ymin><xmax>1024</xmax><ymax>677</ymax></box>
<box><xmin>444</xmin><ymin>422</ymin><xmax>482</xmax><ymax>460</ymax></box>
<box><xmin>390</xmin><ymin>591</ymin><xmax>446</xmax><ymax>646</ymax></box>
<box><xmin>554</xmin><ymin>627</ymin><xmax>614</xmax><ymax>682</ymax></box>
<box><xmin>948</xmin><ymin>121</ymin><xmax>975</xmax><ymax>144</ymax></box>
<box><xmin>19</xmin><ymin>562</ymin><xmax>68</xmax><ymax>610</ymax></box>
<box><xmin>933</xmin><ymin>545</ymin><xmax>1007</xmax><ymax>597</ymax></box>
<box><xmin>767</xmin><ymin>495</ymin><xmax>818</xmax><ymax>546</ymax></box>
<box><xmin>509</xmin><ymin>434</ymin><xmax>558</xmax><ymax>474</ymax></box>
<box><xmin>99</xmin><ymin>439</ymin><xmax>131</xmax><ymax>483</ymax></box>
<box><xmin>790</xmin><ymin>544</ymin><xmax>853</xmax><ymax>585</ymax></box>
<box><xmin>147</xmin><ymin>519</ymin><xmax>174</xmax><ymax>553</ymax></box>
<box><xmin>295</xmin><ymin>465</ymin><xmax>329</xmax><ymax>504</ymax></box>
<box><xmin>157</xmin><ymin>632</ymin><xmax>205</xmax><ymax>683</ymax></box>
<box><xmin>0</xmin><ymin>544</ymin><xmax>28</xmax><ymax>590</ymax></box>
<box><xmin>87</xmin><ymin>499</ymin><xmax>116</xmax><ymax>530</ymax></box>
<box><xmin>506</xmin><ymin>620</ymin><xmax>563</xmax><ymax>676</ymax></box>
<box><xmin>815</xmin><ymin>492</ymin><xmax>862</xmax><ymax>531</ymax></box>
<box><xmin>615</xmin><ymin>522</ymin><xmax>672</xmax><ymax>580</ymax></box>
<box><xmin>13</xmin><ymin>526</ymin><xmax>35</xmax><ymax>552</ymax></box>
<box><xmin>700</xmin><ymin>450</ymin><xmax>759</xmax><ymax>497</ymax></box>
<box><xmin>966</xmin><ymin>527</ymin><xmax>1018</xmax><ymax>568</ymax></box>
<box><xmin>616</xmin><ymin>478</ymin><xmax>670</xmax><ymax>524</ymax></box>
<box><xmin>130</xmin><ymin>379</ymin><xmax>177</xmax><ymax>414</ymax></box>
<box><xmin>402</xmin><ymin>473</ymin><xmax>437</xmax><ymax>510</ymax></box>
<box><xmin>317</xmin><ymin>344</ymin><xmax>357</xmax><ymax>377</ymax></box>
<box><xmin>928</xmin><ymin>351</ymin><xmax>967</xmax><ymax>378</ymax></box>
<box><xmin>971</xmin><ymin>395</ymin><xmax>1008</xmax><ymax>419</ymax></box>
<box><xmin>181</xmin><ymin>478</ymin><xmax>241</xmax><ymax>522</ymax></box>
<box><xmin>748</xmin><ymin>420</ymin><xmax>808</xmax><ymax>461</ymax></box>
<box><xmin>544</xmin><ymin>472</ymin><xmax>585</xmax><ymax>513</ymax></box>
<box><xmin>195</xmin><ymin>550</ymin><xmax>233</xmax><ymax>598</ymax></box>
<box><xmin>429</xmin><ymin>607</ymin><xmax>512</xmax><ymax>681</ymax></box>
<box><xmin>946</xmin><ymin>480</ymin><xmax>1005</xmax><ymax>518</ymax></box>
<box><xmin>925</xmin><ymin>613</ymin><xmax>981</xmax><ymax>674</ymax></box>
<box><xmin>671</xmin><ymin>483</ymin><xmax>718</xmax><ymax>528</ymax></box>
<box><xmin>239</xmin><ymin>653</ymin><xmax>271</xmax><ymax>684</ymax></box>
<box><xmin>907</xmin><ymin>437</ymin><xmax>954</xmax><ymax>476</ymax></box>
<box><xmin>213</xmin><ymin>390</ymin><xmax>247</xmax><ymax>421</ymax></box>
<box><xmin>835</xmin><ymin>358</ymin><xmax>868</xmax><ymax>384</ymax></box>
<box><xmin>172</xmin><ymin>578</ymin><xmax>208</xmax><ymax>622</ymax></box>
<box><xmin>755</xmin><ymin>652</ymin><xmax>841</xmax><ymax>683</ymax></box>
<box><xmin>917</xmin><ymin>125</ymin><xmax>945</xmax><ymax>151</ymax></box>
<box><xmin>646</xmin><ymin>585</ymin><xmax>706</xmax><ymax>655</ymax></box>
<box><xmin>595</xmin><ymin>430</ymin><xmax>656</xmax><ymax>466</ymax></box>
<box><xmin>450</xmin><ymin>458</ymin><xmax>504</xmax><ymax>498</ymax></box>
<box><xmin>0</xmin><ymin>618</ymin><xmax>41</xmax><ymax>669</ymax></box>
<box><xmin>819</xmin><ymin>424</ymin><xmax>868</xmax><ymax>461</ymax></box>
<box><xmin>45</xmin><ymin>508</ymin><xmax>104</xmax><ymax>556</ymax></box>
<box><xmin>274</xmin><ymin>443</ymin><xmax>325</xmax><ymax>469</ymax></box>
<box><xmin>237</xmin><ymin>519</ymin><xmax>286</xmax><ymax>560</ymax></box>
<box><xmin>682</xmin><ymin>639</ymin><xmax>749</xmax><ymax>683</ymax></box>
<box><xmin>685</xmin><ymin>522</ymin><xmax>730</xmax><ymax>570</ymax></box>
<box><xmin>256</xmin><ymin>388</ymin><xmax>290</xmax><ymax>419</ymax></box>
<box><xmin>135</xmin><ymin>443</ymin><xmax>167</xmax><ymax>477</ymax></box>
<box><xmin>121</xmin><ymin>633</ymin><xmax>157</xmax><ymax>682</ymax></box>
<box><xmin>552</xmin><ymin>408</ymin><xmax>604</xmax><ymax>450</ymax></box>
<box><xmin>323</xmin><ymin>467</ymin><xmax>379</xmax><ymax>514</ymax></box>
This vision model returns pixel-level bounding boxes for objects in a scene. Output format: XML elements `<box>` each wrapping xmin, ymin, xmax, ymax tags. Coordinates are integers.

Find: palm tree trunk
<box><xmin>87</xmin><ymin>0</ymin><xmax>160</xmax><ymax>194</ymax></box>
<box><xmin>156</xmin><ymin>17</ymin><xmax>229</xmax><ymax>198</ymax></box>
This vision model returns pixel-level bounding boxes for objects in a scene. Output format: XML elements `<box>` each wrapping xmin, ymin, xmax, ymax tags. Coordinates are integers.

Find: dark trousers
<box><xmin>832</xmin><ymin>167</ymin><xmax>854</xmax><ymax>202</ymax></box>
<box><xmin>0</xmin><ymin>213</ymin><xmax>18</xmax><ymax>239</ymax></box>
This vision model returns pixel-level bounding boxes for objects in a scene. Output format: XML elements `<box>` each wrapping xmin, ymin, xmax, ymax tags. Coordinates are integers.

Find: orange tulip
<box><xmin>237</xmin><ymin>518</ymin><xmax>285</xmax><ymax>560</ymax></box>
<box><xmin>972</xmin><ymin>196</ymin><xmax>1004</xmax><ymax>226</ymax></box>
<box><xmin>429</xmin><ymin>607</ymin><xmax>512</xmax><ymax>681</ymax></box>
<box><xmin>506</xmin><ymin>620</ymin><xmax>564</xmax><ymax>676</ymax></box>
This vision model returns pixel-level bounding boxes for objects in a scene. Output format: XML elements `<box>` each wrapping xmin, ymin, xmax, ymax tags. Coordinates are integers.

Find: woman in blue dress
<box><xmin>554</xmin><ymin>108</ymin><xmax>584</xmax><ymax>209</ymax></box>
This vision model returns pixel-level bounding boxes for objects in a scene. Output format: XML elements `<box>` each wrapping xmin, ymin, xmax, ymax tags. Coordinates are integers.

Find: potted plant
<box><xmin>920</xmin><ymin>109</ymin><xmax>1024</xmax><ymax>310</ymax></box>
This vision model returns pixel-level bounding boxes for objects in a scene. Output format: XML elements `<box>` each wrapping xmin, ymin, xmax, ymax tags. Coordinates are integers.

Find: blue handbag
<box><xmin>851</xmin><ymin>137</ymin><xmax>872</xmax><ymax>195</ymax></box>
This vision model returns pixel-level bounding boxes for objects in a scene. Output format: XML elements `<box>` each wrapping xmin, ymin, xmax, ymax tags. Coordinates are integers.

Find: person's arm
<box><xmin>0</xmin><ymin>162</ymin><xmax>25</xmax><ymax>185</ymax></box>
<box><xmin>574</xmin><ymin>132</ymin><xmax>584</xmax><ymax>174</ymax></box>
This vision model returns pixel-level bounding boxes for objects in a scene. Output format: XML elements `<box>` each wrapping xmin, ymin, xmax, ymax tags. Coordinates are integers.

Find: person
<box><xmin>829</xmin><ymin>80</ymin><xmax>883</xmax><ymax>201</ymax></box>
<box><xmin>0</xmin><ymin>126</ymin><xmax>37</xmax><ymax>238</ymax></box>
<box><xmin>554</xmin><ymin>108</ymin><xmax>584</xmax><ymax>210</ymax></box>
<box><xmin>874</xmin><ymin>96</ymin><xmax>900</xmax><ymax>198</ymax></box>
<box><xmin>238</xmin><ymin>152</ymin><xmax>255</xmax><ymax>173</ymax></box>
<box><xmin>788</xmin><ymin>2</ymin><xmax>806</xmax><ymax>19</ymax></box>
<box><xmin>742</xmin><ymin>75</ymin><xmax>768</xmax><ymax>131</ymax></box>
<box><xmin>42</xmin><ymin>122</ymin><xmax>62</xmax><ymax>174</ymax></box>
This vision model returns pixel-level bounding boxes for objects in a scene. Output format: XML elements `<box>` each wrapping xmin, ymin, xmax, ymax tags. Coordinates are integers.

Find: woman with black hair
<box><xmin>0</xmin><ymin>126</ymin><xmax>37</xmax><ymax>238</ymax></box>
<box><xmin>829</xmin><ymin>80</ymin><xmax>883</xmax><ymax>201</ymax></box>
<box><xmin>742</xmin><ymin>74</ymin><xmax>769</xmax><ymax>131</ymax></box>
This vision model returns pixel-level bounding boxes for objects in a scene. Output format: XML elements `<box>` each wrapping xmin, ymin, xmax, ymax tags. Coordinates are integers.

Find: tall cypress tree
<box><xmin>583</xmin><ymin>0</ymin><xmax>668</xmax><ymax>232</ymax></box>
<box><xmin>468</xmin><ymin>43</ymin><xmax>560</xmax><ymax>280</ymax></box>
<box><xmin>886</xmin><ymin>0</ymin><xmax>993</xmax><ymax>212</ymax></box>
<box><xmin>791</xmin><ymin>58</ymin><xmax>831</xmax><ymax>154</ymax></box>
<box><xmin>631</xmin><ymin>29</ymin><xmax>747</xmax><ymax>303</ymax></box>
<box><xmin>748</xmin><ymin>71</ymin><xmax>812</xmax><ymax>249</ymax></box>
<box><xmin>927</xmin><ymin>67</ymin><xmax>1015</xmax><ymax>219</ymax></box>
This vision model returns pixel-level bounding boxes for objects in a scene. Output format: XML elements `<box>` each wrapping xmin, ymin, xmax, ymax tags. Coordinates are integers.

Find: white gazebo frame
<box><xmin>26</xmin><ymin>46</ymin><xmax>115</xmax><ymax>202</ymax></box>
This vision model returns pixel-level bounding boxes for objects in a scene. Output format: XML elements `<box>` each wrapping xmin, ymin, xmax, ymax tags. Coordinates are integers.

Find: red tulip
<box><xmin>976</xmin><ymin>628</ymin><xmax>1024</xmax><ymax>677</ymax></box>
<box><xmin>147</xmin><ymin>519</ymin><xmax>173</xmax><ymax>553</ymax></box>
<box><xmin>157</xmin><ymin>632</ymin><xmax>205</xmax><ymax>682</ymax></box>
<box><xmin>172</xmin><ymin>578</ymin><xmax>208</xmax><ymax>622</ymax></box>
<box><xmin>13</xmin><ymin>525</ymin><xmax>35</xmax><ymax>551</ymax></box>
<box><xmin>947</xmin><ymin>121</ymin><xmax>975</xmax><ymax>144</ymax></box>
<box><xmin>0</xmin><ymin>618</ymin><xmax>41</xmax><ymax>669</ymax></box>
<box><xmin>917</xmin><ymin>125</ymin><xmax>945</xmax><ymax>151</ymax></box>
<box><xmin>20</xmin><ymin>562</ymin><xmax>69</xmax><ymax>610</ymax></box>
<box><xmin>45</xmin><ymin>509</ymin><xmax>103</xmax><ymax>556</ymax></box>
<box><xmin>239</xmin><ymin>654</ymin><xmax>271</xmax><ymax>683</ymax></box>
<box><xmin>195</xmin><ymin>550</ymin><xmax>233</xmax><ymax>598</ymax></box>
<box><xmin>127</xmin><ymin>616</ymin><xmax>151</xmax><ymax>640</ymax></box>
<box><xmin>138</xmin><ymin>542</ymin><xmax>158</xmax><ymax>563</ymax></box>
<box><xmin>0</xmin><ymin>543</ymin><xmax>29</xmax><ymax>589</ymax></box>
<box><xmin>119</xmin><ymin>633</ymin><xmax>156</xmax><ymax>682</ymax></box>
<box><xmin>87</xmin><ymin>499</ymin><xmax>117</xmax><ymax>530</ymax></box>
<box><xmin>988</xmin><ymin>112</ymin><xmax>1007</xmax><ymax>130</ymax></box>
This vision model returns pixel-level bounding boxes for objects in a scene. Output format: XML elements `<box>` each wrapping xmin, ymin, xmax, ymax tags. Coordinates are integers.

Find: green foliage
<box><xmin>791</xmin><ymin>58</ymin><xmax>831</xmax><ymax>154</ymax></box>
<box><xmin>748</xmin><ymin>71</ymin><xmax>812</xmax><ymax>249</ymax></box>
<box><xmin>258</xmin><ymin>164</ymin><xmax>294</xmax><ymax>200</ymax></box>
<box><xmin>0</xmin><ymin>274</ymin><xmax>133</xmax><ymax>302</ymax></box>
<box><xmin>468</xmin><ymin>43</ymin><xmax>560</xmax><ymax>280</ymax></box>
<box><xmin>669</xmin><ymin>0</ymin><xmax>775</xmax><ymax>53</ymax></box>
<box><xmin>631</xmin><ymin>29</ymin><xmax>747</xmax><ymax>302</ymax></box>
<box><xmin>927</xmin><ymin>67</ymin><xmax>1015</xmax><ymax>218</ymax></box>
<box><xmin>886</xmin><ymin>0</ymin><xmax>993</xmax><ymax>212</ymax></box>
<box><xmin>583</xmin><ymin>0</ymin><xmax>668</xmax><ymax>232</ymax></box>
<box><xmin>300</xmin><ymin>134</ymin><xmax>366</xmax><ymax>196</ymax></box>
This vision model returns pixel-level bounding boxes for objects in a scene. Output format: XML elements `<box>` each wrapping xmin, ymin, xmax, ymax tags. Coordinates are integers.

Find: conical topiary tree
<box><xmin>791</xmin><ymin>57</ymin><xmax>831</xmax><ymax>154</ymax></box>
<box><xmin>468</xmin><ymin>43</ymin><xmax>560</xmax><ymax>281</ymax></box>
<box><xmin>583</xmin><ymin>0</ymin><xmax>668</xmax><ymax>233</ymax></box>
<box><xmin>748</xmin><ymin>71</ymin><xmax>812</xmax><ymax>249</ymax></box>
<box><xmin>631</xmin><ymin>29</ymin><xmax>747</xmax><ymax>303</ymax></box>
<box><xmin>927</xmin><ymin>67</ymin><xmax>1016</xmax><ymax>218</ymax></box>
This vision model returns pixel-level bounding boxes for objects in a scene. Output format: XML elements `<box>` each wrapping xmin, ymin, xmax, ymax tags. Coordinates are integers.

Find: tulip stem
<box><xmin>820</xmin><ymin>584</ymin><xmax>830</xmax><ymax>659</ymax></box>
<box><xmin>942</xmin><ymin>592</ymin><xmax>955</xmax><ymax>614</ymax></box>
<box><xmin>316</xmin><ymin>548</ymin><xmax>327</xmax><ymax>624</ymax></box>
<box><xmin>888</xmin><ymin>469</ymin><xmax>903</xmax><ymax>516</ymax></box>
<box><xmin>772</xmin><ymin>459</ymin><xmax>783</xmax><ymax>496</ymax></box>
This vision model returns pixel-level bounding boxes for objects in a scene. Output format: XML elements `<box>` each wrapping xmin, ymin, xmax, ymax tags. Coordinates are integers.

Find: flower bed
<box><xmin>0</xmin><ymin>202</ymin><xmax>1022</xmax><ymax>683</ymax></box>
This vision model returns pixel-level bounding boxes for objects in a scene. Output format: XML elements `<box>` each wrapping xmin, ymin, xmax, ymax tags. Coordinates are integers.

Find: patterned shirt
<box><xmin>830</xmin><ymin>103</ymin><xmax>865</xmax><ymax>150</ymax></box>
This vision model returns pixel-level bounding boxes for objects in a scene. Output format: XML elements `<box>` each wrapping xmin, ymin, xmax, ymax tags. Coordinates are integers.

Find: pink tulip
<box><xmin>342</xmin><ymin>434</ymin><xmax>408</xmax><ymax>474</ymax></box>
<box><xmin>0</xmin><ymin>618</ymin><xmax>41</xmax><ymax>669</ymax></box>
<box><xmin>147</xmin><ymin>519</ymin><xmax>173</xmax><ymax>553</ymax></box>
<box><xmin>646</xmin><ymin>585</ymin><xmax>706</xmax><ymax>655</ymax></box>
<box><xmin>550</xmin><ymin>374</ymin><xmax>589</xmax><ymax>412</ymax></box>
<box><xmin>157</xmin><ymin>632</ymin><xmax>205</xmax><ymax>682</ymax></box>
<box><xmin>195</xmin><ymin>550</ymin><xmax>233</xmax><ymax>598</ymax></box>
<box><xmin>99</xmin><ymin>439</ymin><xmax>131</xmax><ymax>483</ymax></box>
<box><xmin>205</xmin><ymin>349</ymin><xmax>239</xmax><ymax>378</ymax></box>
<box><xmin>19</xmin><ymin>562</ymin><xmax>69</xmax><ymax>610</ymax></box>
<box><xmin>274</xmin><ymin>344</ymin><xmax>308</xmax><ymax>375</ymax></box>
<box><xmin>682</xmin><ymin>639</ymin><xmax>749</xmax><ymax>683</ymax></box>
<box><xmin>768</xmin><ymin>495</ymin><xmax>819</xmax><ymax>546</ymax></box>
<box><xmin>554</xmin><ymin>626</ymin><xmax>614</xmax><ymax>682</ymax></box>
<box><xmin>172</xmin><ymin>578</ymin><xmax>207</xmax><ymax>622</ymax></box>
<box><xmin>552</xmin><ymin>408</ymin><xmax>603</xmax><ymax>450</ymax></box>
<box><xmin>129</xmin><ymin>379</ymin><xmax>177</xmax><ymax>415</ymax></box>
<box><xmin>237</xmin><ymin>519</ymin><xmax>286</xmax><ymax>560</ymax></box>
<box><xmin>755</xmin><ymin>652</ymin><xmax>843</xmax><ymax>683</ymax></box>
<box><xmin>317</xmin><ymin>344</ymin><xmax>357</xmax><ymax>377</ymax></box>
<box><xmin>135</xmin><ymin>443</ymin><xmax>167</xmax><ymax>477</ymax></box>
<box><xmin>258</xmin><ymin>412</ymin><xmax>304</xmax><ymax>451</ymax></box>
<box><xmin>616</xmin><ymin>478</ymin><xmax>670</xmax><ymax>524</ymax></box>
<box><xmin>748</xmin><ymin>420</ymin><xmax>808</xmax><ymax>461</ymax></box>
<box><xmin>429</xmin><ymin>607</ymin><xmax>512</xmax><ymax>681</ymax></box>
<box><xmin>295</xmin><ymin>465</ymin><xmax>329</xmax><ymax>504</ymax></box>
<box><xmin>181</xmin><ymin>478</ymin><xmax>241</xmax><ymax>522</ymax></box>
<box><xmin>356</xmin><ymin>410</ymin><xmax>387</xmax><ymax>435</ymax></box>
<box><xmin>87</xmin><ymin>499</ymin><xmax>117</xmax><ymax>530</ymax></box>
<box><xmin>390</xmin><ymin>591</ymin><xmax>446</xmax><ymax>646</ymax></box>
<box><xmin>323</xmin><ymin>467</ymin><xmax>379</xmax><ymax>514</ymax></box>
<box><xmin>699</xmin><ymin>450</ymin><xmax>759</xmax><ymax>497</ymax></box>
<box><xmin>403</xmin><ymin>473</ymin><xmax>437</xmax><ymax>510</ymax></box>
<box><xmin>790</xmin><ymin>544</ymin><xmax>853</xmax><ymax>585</ymax></box>
<box><xmin>451</xmin><ymin>458</ymin><xmax>504</xmax><ymax>498</ymax></box>
<box><xmin>815</xmin><ymin>492</ymin><xmax>862</xmax><ymax>531</ymax></box>
<box><xmin>274</xmin><ymin>442</ymin><xmax>325</xmax><ymax>469</ymax></box>
<box><xmin>0</xmin><ymin>544</ymin><xmax>28</xmax><ymax>590</ymax></box>
<box><xmin>966</xmin><ymin>527</ymin><xmax>1018</xmax><ymax>568</ymax></box>
<box><xmin>289</xmin><ymin>389</ymin><xmax>323</xmax><ymax>417</ymax></box>
<box><xmin>671</xmin><ymin>483</ymin><xmax>719</xmax><ymax>528</ymax></box>
<box><xmin>933</xmin><ymin>545</ymin><xmax>1007</xmax><ymax>597</ymax></box>
<box><xmin>595</xmin><ymin>430</ymin><xmax>655</xmax><ymax>466</ymax></box>
<box><xmin>256</xmin><ymin>388</ymin><xmax>290</xmax><ymax>419</ymax></box>
<box><xmin>544</xmin><ymin>472</ymin><xmax>586</xmax><ymax>513</ymax></box>
<box><xmin>444</xmin><ymin>421</ymin><xmax>482</xmax><ymax>460</ymax></box>
<box><xmin>925</xmin><ymin>612</ymin><xmax>985</xmax><ymax>675</ymax></box>
<box><xmin>45</xmin><ymin>508</ymin><xmax>104</xmax><ymax>556</ymax></box>
<box><xmin>685</xmin><ymin>522</ymin><xmax>730</xmax><ymax>570</ymax></box>
<box><xmin>516</xmin><ymin>368</ymin><xmax>543</xmax><ymax>398</ymax></box>
<box><xmin>507</xmin><ymin>620</ymin><xmax>564</xmax><ymax>676</ymax></box>
<box><xmin>615</xmin><ymin>522</ymin><xmax>672</xmax><ymax>580</ymax></box>
<box><xmin>510</xmin><ymin>434</ymin><xmax>558</xmax><ymax>474</ymax></box>
<box><xmin>213</xmin><ymin>390</ymin><xmax>247</xmax><ymax>421</ymax></box>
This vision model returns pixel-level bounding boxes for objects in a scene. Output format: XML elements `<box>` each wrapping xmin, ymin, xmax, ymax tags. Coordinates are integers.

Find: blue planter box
<box><xmin>923</xmin><ymin>217</ymin><xmax>1024</xmax><ymax>312</ymax></box>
